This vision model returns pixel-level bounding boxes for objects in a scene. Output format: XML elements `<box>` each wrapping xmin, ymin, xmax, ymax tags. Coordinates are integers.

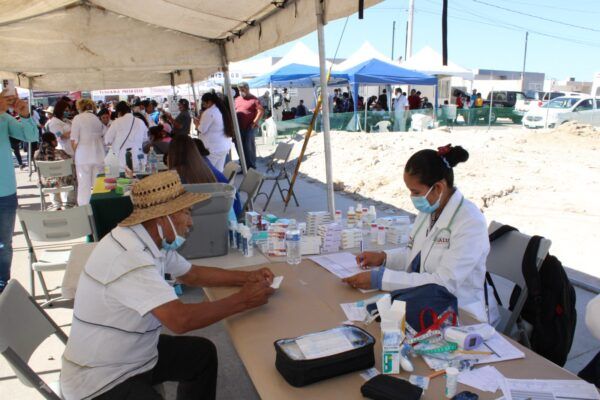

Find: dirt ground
<box><xmin>294</xmin><ymin>122</ymin><xmax>600</xmax><ymax>277</ymax></box>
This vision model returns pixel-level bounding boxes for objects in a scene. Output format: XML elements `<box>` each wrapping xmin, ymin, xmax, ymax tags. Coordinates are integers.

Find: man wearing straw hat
<box><xmin>61</xmin><ymin>171</ymin><xmax>275</xmax><ymax>400</ymax></box>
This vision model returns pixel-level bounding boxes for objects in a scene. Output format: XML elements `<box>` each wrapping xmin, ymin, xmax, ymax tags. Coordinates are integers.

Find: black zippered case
<box><xmin>360</xmin><ymin>375</ymin><xmax>423</xmax><ymax>400</ymax></box>
<box><xmin>274</xmin><ymin>325</ymin><xmax>376</xmax><ymax>387</ymax></box>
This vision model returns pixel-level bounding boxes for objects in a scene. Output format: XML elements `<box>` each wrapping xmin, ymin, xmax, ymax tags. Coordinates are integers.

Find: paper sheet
<box><xmin>308</xmin><ymin>253</ymin><xmax>363</xmax><ymax>279</ymax></box>
<box><xmin>458</xmin><ymin>366</ymin><xmax>504</xmax><ymax>393</ymax></box>
<box><xmin>360</xmin><ymin>367</ymin><xmax>380</xmax><ymax>381</ymax></box>
<box><xmin>271</xmin><ymin>276</ymin><xmax>283</xmax><ymax>289</ymax></box>
<box><xmin>423</xmin><ymin>332</ymin><xmax>525</xmax><ymax>370</ymax></box>
<box><xmin>340</xmin><ymin>302</ymin><xmax>368</xmax><ymax>322</ymax></box>
<box><xmin>500</xmin><ymin>378</ymin><xmax>600</xmax><ymax>400</ymax></box>
<box><xmin>296</xmin><ymin>330</ymin><xmax>354</xmax><ymax>359</ymax></box>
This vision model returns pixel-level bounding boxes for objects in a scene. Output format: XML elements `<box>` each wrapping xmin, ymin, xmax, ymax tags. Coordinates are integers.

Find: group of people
<box><xmin>54</xmin><ymin>142</ymin><xmax>498</xmax><ymax>399</ymax></box>
<box><xmin>455</xmin><ymin>89</ymin><xmax>484</xmax><ymax>109</ymax></box>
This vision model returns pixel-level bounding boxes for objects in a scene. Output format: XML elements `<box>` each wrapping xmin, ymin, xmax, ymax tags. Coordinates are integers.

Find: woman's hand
<box><xmin>342</xmin><ymin>272</ymin><xmax>372</xmax><ymax>290</ymax></box>
<box><xmin>355</xmin><ymin>251</ymin><xmax>386</xmax><ymax>269</ymax></box>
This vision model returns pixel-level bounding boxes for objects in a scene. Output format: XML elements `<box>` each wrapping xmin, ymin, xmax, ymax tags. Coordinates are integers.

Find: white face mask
<box><xmin>157</xmin><ymin>216</ymin><xmax>186</xmax><ymax>251</ymax></box>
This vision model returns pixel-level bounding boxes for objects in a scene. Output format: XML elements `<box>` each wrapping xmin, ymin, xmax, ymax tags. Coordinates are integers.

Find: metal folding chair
<box><xmin>17</xmin><ymin>205</ymin><xmax>97</xmax><ymax>305</ymax></box>
<box><xmin>0</xmin><ymin>280</ymin><xmax>67</xmax><ymax>399</ymax></box>
<box><xmin>223</xmin><ymin>161</ymin><xmax>241</xmax><ymax>184</ymax></box>
<box><xmin>238</xmin><ymin>168</ymin><xmax>264</xmax><ymax>212</ymax></box>
<box><xmin>254</xmin><ymin>142</ymin><xmax>299</xmax><ymax>212</ymax></box>
<box><xmin>36</xmin><ymin>159</ymin><xmax>76</xmax><ymax>211</ymax></box>
<box><xmin>486</xmin><ymin>221</ymin><xmax>551</xmax><ymax>347</ymax></box>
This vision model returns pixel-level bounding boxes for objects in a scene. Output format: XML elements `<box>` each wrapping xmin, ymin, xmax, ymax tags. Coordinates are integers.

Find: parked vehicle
<box><xmin>516</xmin><ymin>92</ymin><xmax>583</xmax><ymax>122</ymax></box>
<box><xmin>523</xmin><ymin>96</ymin><xmax>600</xmax><ymax>128</ymax></box>
<box><xmin>483</xmin><ymin>91</ymin><xmax>532</xmax><ymax>123</ymax></box>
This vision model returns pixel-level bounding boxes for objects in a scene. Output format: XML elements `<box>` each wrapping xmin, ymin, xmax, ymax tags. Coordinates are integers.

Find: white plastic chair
<box><xmin>36</xmin><ymin>159</ymin><xmax>76</xmax><ymax>211</ymax></box>
<box><xmin>17</xmin><ymin>205</ymin><xmax>97</xmax><ymax>306</ymax></box>
<box><xmin>373</xmin><ymin>120</ymin><xmax>391</xmax><ymax>132</ymax></box>
<box><xmin>0</xmin><ymin>280</ymin><xmax>67</xmax><ymax>399</ymax></box>
<box><xmin>223</xmin><ymin>161</ymin><xmax>241</xmax><ymax>184</ymax></box>
<box><xmin>260</xmin><ymin>117</ymin><xmax>278</xmax><ymax>145</ymax></box>
<box><xmin>238</xmin><ymin>168</ymin><xmax>264</xmax><ymax>212</ymax></box>
<box><xmin>486</xmin><ymin>221</ymin><xmax>551</xmax><ymax>347</ymax></box>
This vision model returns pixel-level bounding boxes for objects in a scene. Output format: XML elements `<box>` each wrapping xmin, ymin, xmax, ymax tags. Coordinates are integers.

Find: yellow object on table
<box><xmin>92</xmin><ymin>177</ymin><xmax>111</xmax><ymax>194</ymax></box>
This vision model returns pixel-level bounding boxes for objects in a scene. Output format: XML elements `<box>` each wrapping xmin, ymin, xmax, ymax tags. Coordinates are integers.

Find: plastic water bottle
<box><xmin>286</xmin><ymin>219</ymin><xmax>301</xmax><ymax>265</ymax></box>
<box><xmin>148</xmin><ymin>146</ymin><xmax>158</xmax><ymax>174</ymax></box>
<box><xmin>125</xmin><ymin>148</ymin><xmax>133</xmax><ymax>171</ymax></box>
<box><xmin>137</xmin><ymin>148</ymin><xmax>145</xmax><ymax>172</ymax></box>
<box><xmin>103</xmin><ymin>146</ymin><xmax>120</xmax><ymax>178</ymax></box>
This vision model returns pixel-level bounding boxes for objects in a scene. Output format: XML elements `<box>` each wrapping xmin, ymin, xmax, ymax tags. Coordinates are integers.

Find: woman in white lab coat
<box><xmin>344</xmin><ymin>145</ymin><xmax>492</xmax><ymax>322</ymax></box>
<box><xmin>193</xmin><ymin>92</ymin><xmax>233</xmax><ymax>172</ymax></box>
<box><xmin>104</xmin><ymin>101</ymin><xmax>147</xmax><ymax>169</ymax></box>
<box><xmin>70</xmin><ymin>99</ymin><xmax>105</xmax><ymax>205</ymax></box>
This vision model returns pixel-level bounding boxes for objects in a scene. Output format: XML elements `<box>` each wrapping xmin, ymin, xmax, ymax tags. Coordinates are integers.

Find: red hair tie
<box><xmin>437</xmin><ymin>144</ymin><xmax>452</xmax><ymax>156</ymax></box>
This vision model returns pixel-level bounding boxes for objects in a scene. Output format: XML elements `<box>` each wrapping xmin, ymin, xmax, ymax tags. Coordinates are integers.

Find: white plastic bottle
<box><xmin>366</xmin><ymin>206</ymin><xmax>377</xmax><ymax>224</ymax></box>
<box><xmin>377</xmin><ymin>225</ymin><xmax>386</xmax><ymax>245</ymax></box>
<box><xmin>355</xmin><ymin>203</ymin><xmax>363</xmax><ymax>222</ymax></box>
<box><xmin>370</xmin><ymin>223</ymin><xmax>378</xmax><ymax>243</ymax></box>
<box><xmin>148</xmin><ymin>146</ymin><xmax>158</xmax><ymax>174</ymax></box>
<box><xmin>240</xmin><ymin>225</ymin><xmax>254</xmax><ymax>257</ymax></box>
<box><xmin>136</xmin><ymin>147</ymin><xmax>145</xmax><ymax>172</ymax></box>
<box><xmin>285</xmin><ymin>219</ymin><xmax>301</xmax><ymax>265</ymax></box>
<box><xmin>103</xmin><ymin>146</ymin><xmax>120</xmax><ymax>178</ymax></box>
<box><xmin>347</xmin><ymin>207</ymin><xmax>356</xmax><ymax>228</ymax></box>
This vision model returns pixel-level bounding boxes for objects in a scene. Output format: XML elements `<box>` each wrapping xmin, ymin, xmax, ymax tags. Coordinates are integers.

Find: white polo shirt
<box><xmin>393</xmin><ymin>94</ymin><xmax>408</xmax><ymax>112</ymax></box>
<box><xmin>198</xmin><ymin>104</ymin><xmax>231</xmax><ymax>154</ymax></box>
<box><xmin>60</xmin><ymin>224</ymin><xmax>191</xmax><ymax>400</ymax></box>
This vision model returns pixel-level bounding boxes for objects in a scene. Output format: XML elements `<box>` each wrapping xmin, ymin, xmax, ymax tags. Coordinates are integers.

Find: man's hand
<box><xmin>0</xmin><ymin>95</ymin><xmax>14</xmax><ymax>114</ymax></box>
<box><xmin>246</xmin><ymin>267</ymin><xmax>274</xmax><ymax>285</ymax></box>
<box><xmin>342</xmin><ymin>272</ymin><xmax>372</xmax><ymax>290</ymax></box>
<box><xmin>14</xmin><ymin>98</ymin><xmax>30</xmax><ymax>117</ymax></box>
<box><xmin>237</xmin><ymin>281</ymin><xmax>275</xmax><ymax>310</ymax></box>
<box><xmin>193</xmin><ymin>116</ymin><xmax>200</xmax><ymax>129</ymax></box>
<box><xmin>355</xmin><ymin>251</ymin><xmax>386</xmax><ymax>269</ymax></box>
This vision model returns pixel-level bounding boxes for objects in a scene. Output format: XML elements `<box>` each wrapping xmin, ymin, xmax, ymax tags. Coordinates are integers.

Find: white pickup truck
<box><xmin>515</xmin><ymin>91</ymin><xmax>583</xmax><ymax>118</ymax></box>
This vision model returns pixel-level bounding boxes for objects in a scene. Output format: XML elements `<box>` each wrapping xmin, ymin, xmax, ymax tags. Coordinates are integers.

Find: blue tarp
<box><xmin>247</xmin><ymin>63</ymin><xmax>321</xmax><ymax>88</ymax></box>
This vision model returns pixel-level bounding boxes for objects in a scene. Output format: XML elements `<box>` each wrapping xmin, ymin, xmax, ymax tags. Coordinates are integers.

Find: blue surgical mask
<box><xmin>410</xmin><ymin>185</ymin><xmax>442</xmax><ymax>214</ymax></box>
<box><xmin>157</xmin><ymin>216</ymin><xmax>186</xmax><ymax>251</ymax></box>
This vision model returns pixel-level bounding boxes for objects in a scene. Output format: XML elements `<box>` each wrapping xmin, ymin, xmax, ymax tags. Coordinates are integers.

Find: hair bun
<box><xmin>445</xmin><ymin>145</ymin><xmax>469</xmax><ymax>167</ymax></box>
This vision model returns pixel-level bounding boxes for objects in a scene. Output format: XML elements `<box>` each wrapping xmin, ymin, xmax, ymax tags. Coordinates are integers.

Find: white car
<box><xmin>523</xmin><ymin>96</ymin><xmax>600</xmax><ymax>128</ymax></box>
<box><xmin>515</xmin><ymin>92</ymin><xmax>582</xmax><ymax>118</ymax></box>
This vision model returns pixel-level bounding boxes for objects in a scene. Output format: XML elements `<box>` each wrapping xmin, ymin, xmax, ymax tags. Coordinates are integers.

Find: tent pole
<box><xmin>170</xmin><ymin>73</ymin><xmax>177</xmax><ymax>98</ymax></box>
<box><xmin>188</xmin><ymin>70</ymin><xmax>199</xmax><ymax>116</ymax></box>
<box><xmin>434</xmin><ymin>82</ymin><xmax>439</xmax><ymax>122</ymax></box>
<box><xmin>316</xmin><ymin>0</ymin><xmax>335</xmax><ymax>216</ymax></box>
<box><xmin>28</xmin><ymin>78</ymin><xmax>34</xmax><ymax>180</ymax></box>
<box><xmin>269</xmin><ymin>82</ymin><xmax>274</xmax><ymax>119</ymax></box>
<box><xmin>220</xmin><ymin>43</ymin><xmax>248</xmax><ymax>176</ymax></box>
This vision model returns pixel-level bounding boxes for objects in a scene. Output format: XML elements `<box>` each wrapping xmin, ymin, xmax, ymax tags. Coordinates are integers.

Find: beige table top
<box><xmin>204</xmin><ymin>260</ymin><xmax>580</xmax><ymax>400</ymax></box>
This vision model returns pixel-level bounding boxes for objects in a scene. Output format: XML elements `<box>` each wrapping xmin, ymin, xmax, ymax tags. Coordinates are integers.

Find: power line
<box><xmin>472</xmin><ymin>0</ymin><xmax>600</xmax><ymax>33</ymax></box>
<box><xmin>501</xmin><ymin>0</ymin><xmax>600</xmax><ymax>14</ymax></box>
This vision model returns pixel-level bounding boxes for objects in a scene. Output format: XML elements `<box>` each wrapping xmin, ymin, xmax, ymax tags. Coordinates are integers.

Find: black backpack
<box><xmin>486</xmin><ymin>225</ymin><xmax>576</xmax><ymax>366</ymax></box>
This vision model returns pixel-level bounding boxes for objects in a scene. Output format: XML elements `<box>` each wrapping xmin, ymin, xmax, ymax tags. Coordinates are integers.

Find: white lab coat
<box><xmin>104</xmin><ymin>114</ymin><xmax>147</xmax><ymax>168</ymax></box>
<box><xmin>71</xmin><ymin>111</ymin><xmax>106</xmax><ymax>205</ymax></box>
<box><xmin>586</xmin><ymin>294</ymin><xmax>600</xmax><ymax>340</ymax></box>
<box><xmin>381</xmin><ymin>189</ymin><xmax>493</xmax><ymax>322</ymax></box>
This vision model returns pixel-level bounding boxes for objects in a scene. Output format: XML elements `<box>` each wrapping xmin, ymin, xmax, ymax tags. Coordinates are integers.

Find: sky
<box><xmin>253</xmin><ymin>0</ymin><xmax>600</xmax><ymax>82</ymax></box>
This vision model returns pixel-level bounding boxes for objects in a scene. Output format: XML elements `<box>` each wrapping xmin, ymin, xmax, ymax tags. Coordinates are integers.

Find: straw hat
<box><xmin>43</xmin><ymin>106</ymin><xmax>54</xmax><ymax>114</ymax></box>
<box><xmin>119</xmin><ymin>171</ymin><xmax>210</xmax><ymax>226</ymax></box>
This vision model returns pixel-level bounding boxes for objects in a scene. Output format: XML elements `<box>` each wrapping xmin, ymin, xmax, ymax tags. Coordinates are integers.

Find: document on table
<box><xmin>308</xmin><ymin>252</ymin><xmax>362</xmax><ymax>279</ymax></box>
<box><xmin>271</xmin><ymin>276</ymin><xmax>283</xmax><ymax>289</ymax></box>
<box><xmin>340</xmin><ymin>302</ymin><xmax>369</xmax><ymax>322</ymax></box>
<box><xmin>458</xmin><ymin>366</ymin><xmax>504</xmax><ymax>393</ymax></box>
<box><xmin>296</xmin><ymin>330</ymin><xmax>354</xmax><ymax>359</ymax></box>
<box><xmin>423</xmin><ymin>332</ymin><xmax>525</xmax><ymax>370</ymax></box>
<box><xmin>499</xmin><ymin>378</ymin><xmax>600</xmax><ymax>400</ymax></box>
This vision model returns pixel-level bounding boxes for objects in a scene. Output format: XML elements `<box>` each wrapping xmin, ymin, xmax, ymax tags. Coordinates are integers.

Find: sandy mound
<box><xmin>552</xmin><ymin>121</ymin><xmax>600</xmax><ymax>138</ymax></box>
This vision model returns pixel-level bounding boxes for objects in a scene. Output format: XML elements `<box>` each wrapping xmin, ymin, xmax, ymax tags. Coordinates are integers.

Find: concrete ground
<box><xmin>1</xmin><ymin>141</ymin><xmax>599</xmax><ymax>400</ymax></box>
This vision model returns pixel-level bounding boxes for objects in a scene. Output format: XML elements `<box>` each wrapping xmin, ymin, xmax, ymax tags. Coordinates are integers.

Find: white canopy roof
<box><xmin>0</xmin><ymin>0</ymin><xmax>380</xmax><ymax>90</ymax></box>
<box><xmin>269</xmin><ymin>42</ymin><xmax>329</xmax><ymax>70</ymax></box>
<box><xmin>334</xmin><ymin>41</ymin><xmax>391</xmax><ymax>71</ymax></box>
<box><xmin>399</xmin><ymin>46</ymin><xmax>473</xmax><ymax>79</ymax></box>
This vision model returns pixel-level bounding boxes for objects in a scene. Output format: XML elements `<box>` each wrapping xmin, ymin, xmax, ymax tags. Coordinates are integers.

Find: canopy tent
<box><xmin>247</xmin><ymin>63</ymin><xmax>321</xmax><ymax>88</ymax></box>
<box><xmin>0</xmin><ymin>0</ymin><xmax>380</xmax><ymax>91</ymax></box>
<box><xmin>399</xmin><ymin>46</ymin><xmax>474</xmax><ymax>79</ymax></box>
<box><xmin>334</xmin><ymin>41</ymin><xmax>391</xmax><ymax>71</ymax></box>
<box><xmin>268</xmin><ymin>42</ymin><xmax>332</xmax><ymax>71</ymax></box>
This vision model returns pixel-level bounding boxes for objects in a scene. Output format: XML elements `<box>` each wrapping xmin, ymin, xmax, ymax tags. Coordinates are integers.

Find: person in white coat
<box><xmin>193</xmin><ymin>92</ymin><xmax>233</xmax><ymax>172</ymax></box>
<box><xmin>344</xmin><ymin>145</ymin><xmax>493</xmax><ymax>323</ymax></box>
<box><xmin>104</xmin><ymin>101</ymin><xmax>147</xmax><ymax>169</ymax></box>
<box><xmin>70</xmin><ymin>99</ymin><xmax>105</xmax><ymax>205</ymax></box>
<box><xmin>45</xmin><ymin>100</ymin><xmax>73</xmax><ymax>156</ymax></box>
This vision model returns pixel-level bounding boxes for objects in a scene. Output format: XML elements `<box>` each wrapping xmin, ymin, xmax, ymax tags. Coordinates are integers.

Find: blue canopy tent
<box><xmin>332</xmin><ymin>59</ymin><xmax>438</xmax><ymax>130</ymax></box>
<box><xmin>247</xmin><ymin>63</ymin><xmax>321</xmax><ymax>88</ymax></box>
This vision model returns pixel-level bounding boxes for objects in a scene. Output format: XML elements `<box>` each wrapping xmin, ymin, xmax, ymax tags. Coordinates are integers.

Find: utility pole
<box><xmin>406</xmin><ymin>0</ymin><xmax>415</xmax><ymax>59</ymax></box>
<box><xmin>391</xmin><ymin>21</ymin><xmax>396</xmax><ymax>60</ymax></box>
<box><xmin>442</xmin><ymin>0</ymin><xmax>448</xmax><ymax>65</ymax></box>
<box><xmin>521</xmin><ymin>31</ymin><xmax>529</xmax><ymax>92</ymax></box>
